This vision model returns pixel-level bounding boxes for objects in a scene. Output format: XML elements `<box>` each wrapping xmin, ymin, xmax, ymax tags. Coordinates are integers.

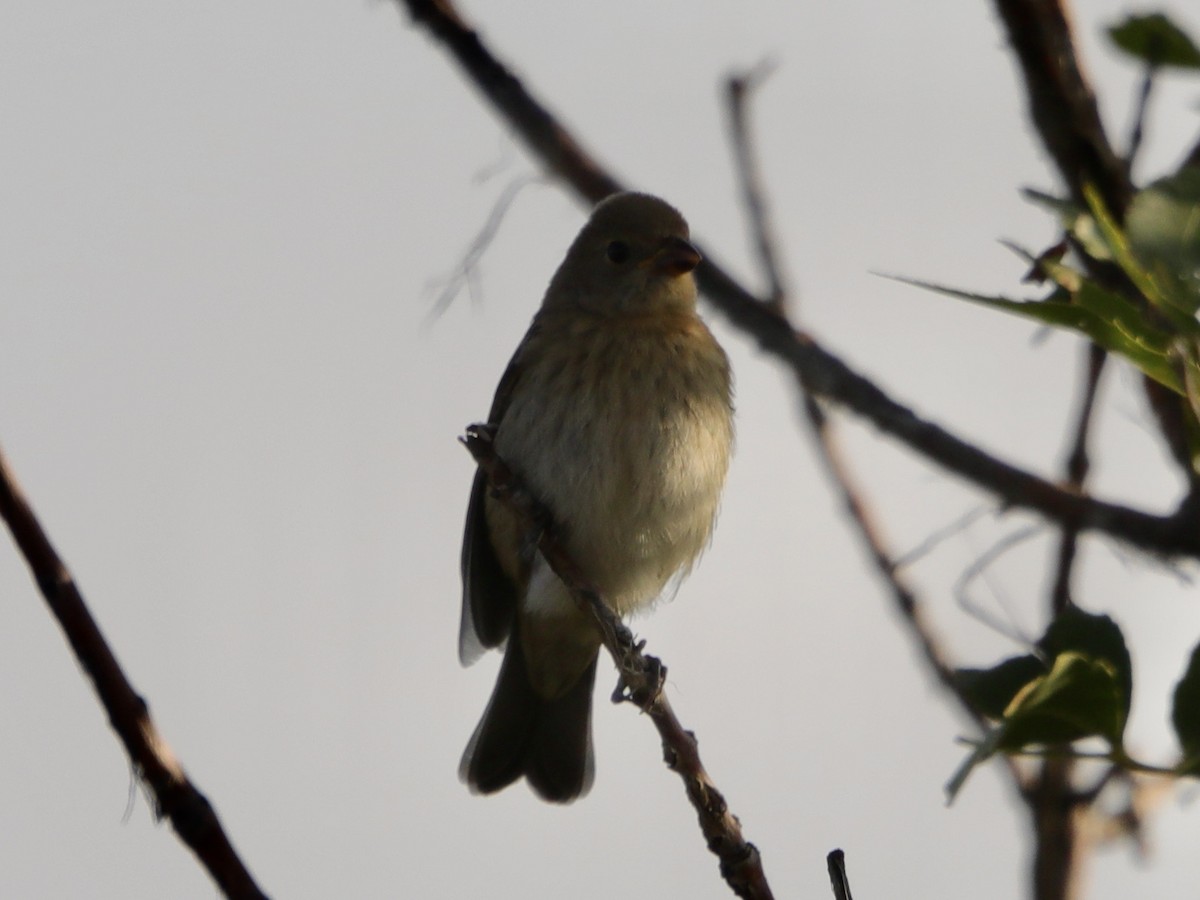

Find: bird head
<box><xmin>544</xmin><ymin>192</ymin><xmax>702</xmax><ymax>316</ymax></box>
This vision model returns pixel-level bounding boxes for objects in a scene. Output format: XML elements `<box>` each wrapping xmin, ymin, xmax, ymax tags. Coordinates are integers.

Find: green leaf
<box><xmin>1027</xmin><ymin>180</ymin><xmax>1200</xmax><ymax>316</ymax></box>
<box><xmin>1127</xmin><ymin>170</ymin><xmax>1200</xmax><ymax>314</ymax></box>
<box><xmin>1039</xmin><ymin>606</ymin><xmax>1133</xmax><ymax>733</ymax></box>
<box><xmin>1172</xmin><ymin>642</ymin><xmax>1200</xmax><ymax>773</ymax></box>
<box><xmin>945</xmin><ymin>732</ymin><xmax>1003</xmax><ymax>803</ymax></box>
<box><xmin>946</xmin><ymin>651</ymin><xmax>1126</xmax><ymax>803</ymax></box>
<box><xmin>1108</xmin><ymin>13</ymin><xmax>1200</xmax><ymax>69</ymax></box>
<box><xmin>957</xmin><ymin>655</ymin><xmax>1045</xmax><ymax>719</ymax></box>
<box><xmin>946</xmin><ymin>609</ymin><xmax>1132</xmax><ymax>800</ymax></box>
<box><xmin>894</xmin><ymin>276</ymin><xmax>1185</xmax><ymax>393</ymax></box>
<box><xmin>1022</xmin><ymin>188</ymin><xmax>1076</xmax><ymax>217</ymax></box>
<box><xmin>996</xmin><ymin>651</ymin><xmax>1126</xmax><ymax>749</ymax></box>
<box><xmin>1083</xmin><ymin>184</ymin><xmax>1200</xmax><ymax>325</ymax></box>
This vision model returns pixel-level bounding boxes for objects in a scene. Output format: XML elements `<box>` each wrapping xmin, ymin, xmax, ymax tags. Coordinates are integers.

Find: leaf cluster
<box><xmin>948</xmin><ymin>607</ymin><xmax>1200</xmax><ymax>798</ymax></box>
<box><xmin>904</xmin><ymin>13</ymin><xmax>1200</xmax><ymax>474</ymax></box>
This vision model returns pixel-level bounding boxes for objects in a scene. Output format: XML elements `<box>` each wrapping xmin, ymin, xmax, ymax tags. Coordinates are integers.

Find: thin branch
<box><xmin>397</xmin><ymin>0</ymin><xmax>1200</xmax><ymax>559</ymax></box>
<box><xmin>954</xmin><ymin>524</ymin><xmax>1044</xmax><ymax>644</ymax></box>
<box><xmin>894</xmin><ymin>506</ymin><xmax>996</xmax><ymax>569</ymax></box>
<box><xmin>726</xmin><ymin>60</ymin><xmax>788</xmax><ymax>312</ymax></box>
<box><xmin>990</xmin><ymin>10</ymin><xmax>1137</xmax><ymax>890</ymax></box>
<box><xmin>0</xmin><ymin>445</ymin><xmax>268</xmax><ymax>900</ymax></box>
<box><xmin>1040</xmin><ymin>314</ymin><xmax>1107</xmax><ymax>900</ymax></box>
<box><xmin>424</xmin><ymin>174</ymin><xmax>542</xmax><ymax>323</ymax></box>
<box><xmin>803</xmin><ymin>397</ymin><xmax>986</xmax><ymax>726</ymax></box>
<box><xmin>460</xmin><ymin>425</ymin><xmax>774</xmax><ymax>900</ymax></box>
<box><xmin>1184</xmin><ymin>128</ymin><xmax>1200</xmax><ymax>169</ymax></box>
<box><xmin>723</xmin><ymin>69</ymin><xmax>994</xmax><ymax>751</ymax></box>
<box><xmin>1125</xmin><ymin>64</ymin><xmax>1156</xmax><ymax>174</ymax></box>
<box><xmin>826</xmin><ymin>849</ymin><xmax>854</xmax><ymax>900</ymax></box>
<box><xmin>1050</xmin><ymin>344</ymin><xmax>1107</xmax><ymax>612</ymax></box>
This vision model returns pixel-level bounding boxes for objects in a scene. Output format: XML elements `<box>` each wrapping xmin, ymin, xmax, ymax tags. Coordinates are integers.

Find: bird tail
<box><xmin>460</xmin><ymin>631</ymin><xmax>597</xmax><ymax>803</ymax></box>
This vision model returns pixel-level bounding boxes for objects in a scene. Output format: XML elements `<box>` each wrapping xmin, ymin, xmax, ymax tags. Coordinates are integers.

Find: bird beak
<box><xmin>650</xmin><ymin>235</ymin><xmax>702</xmax><ymax>276</ymax></box>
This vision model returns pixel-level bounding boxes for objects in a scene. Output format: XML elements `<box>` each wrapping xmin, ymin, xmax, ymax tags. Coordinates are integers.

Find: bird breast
<box><xmin>495</xmin><ymin>310</ymin><xmax>733</xmax><ymax>616</ymax></box>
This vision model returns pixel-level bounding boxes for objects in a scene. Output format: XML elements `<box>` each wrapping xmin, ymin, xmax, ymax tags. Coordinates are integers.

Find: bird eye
<box><xmin>605</xmin><ymin>241</ymin><xmax>631</xmax><ymax>264</ymax></box>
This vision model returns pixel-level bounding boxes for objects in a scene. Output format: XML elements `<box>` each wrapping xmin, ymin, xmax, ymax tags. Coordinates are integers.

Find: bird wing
<box><xmin>458</xmin><ymin>320</ymin><xmax>541</xmax><ymax>664</ymax></box>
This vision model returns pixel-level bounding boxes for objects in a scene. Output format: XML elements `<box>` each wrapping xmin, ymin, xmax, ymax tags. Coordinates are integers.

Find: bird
<box><xmin>459</xmin><ymin>191</ymin><xmax>734</xmax><ymax>802</ymax></box>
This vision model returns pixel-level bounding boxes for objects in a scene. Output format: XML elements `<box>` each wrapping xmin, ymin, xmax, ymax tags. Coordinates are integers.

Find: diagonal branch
<box><xmin>0</xmin><ymin>445</ymin><xmax>269</xmax><ymax>900</ymax></box>
<box><xmin>801</xmin><ymin>397</ymin><xmax>982</xmax><ymax>723</ymax></box>
<box><xmin>460</xmin><ymin>425</ymin><xmax>774</xmax><ymax>900</ymax></box>
<box><xmin>722</xmin><ymin>56</ymin><xmax>996</xmax><ymax>747</ymax></box>
<box><xmin>396</xmin><ymin>0</ymin><xmax>1200</xmax><ymax>560</ymax></box>
<box><xmin>1050</xmin><ymin>344</ymin><xmax>1107</xmax><ymax>612</ymax></box>
<box><xmin>991</xmin><ymin>0</ymin><xmax>1133</xmax><ymax>216</ymax></box>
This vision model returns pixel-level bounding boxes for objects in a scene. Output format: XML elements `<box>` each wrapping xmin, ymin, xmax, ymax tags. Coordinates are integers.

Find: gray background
<box><xmin>3</xmin><ymin>2</ymin><xmax>1199</xmax><ymax>897</ymax></box>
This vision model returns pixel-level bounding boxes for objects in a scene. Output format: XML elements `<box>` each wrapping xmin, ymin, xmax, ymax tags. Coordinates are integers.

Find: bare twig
<box><xmin>1125</xmin><ymin>64</ymin><xmax>1156</xmax><ymax>174</ymax></box>
<box><xmin>425</xmin><ymin>175</ymin><xmax>543</xmax><ymax>323</ymax></box>
<box><xmin>954</xmin><ymin>524</ymin><xmax>1043</xmax><ymax>644</ymax></box>
<box><xmin>726</xmin><ymin>60</ymin><xmax>788</xmax><ymax>312</ymax></box>
<box><xmin>1050</xmin><ymin>344</ymin><xmax>1107</xmax><ymax>611</ymax></box>
<box><xmin>1034</xmin><ymin>345</ymin><xmax>1108</xmax><ymax>900</ymax></box>
<box><xmin>0</xmin><ymin>445</ymin><xmax>268</xmax><ymax>900</ymax></box>
<box><xmin>991</xmin><ymin>10</ymin><xmax>1140</xmax><ymax>894</ymax></box>
<box><xmin>826</xmin><ymin>849</ymin><xmax>854</xmax><ymax>900</ymax></box>
<box><xmin>1184</xmin><ymin>128</ymin><xmax>1200</xmax><ymax>169</ymax></box>
<box><xmin>460</xmin><ymin>425</ymin><xmax>774</xmax><ymax>900</ymax></box>
<box><xmin>803</xmin><ymin>397</ymin><xmax>986</xmax><ymax>725</ymax></box>
<box><xmin>724</xmin><ymin>70</ymin><xmax>990</xmax><ymax>743</ymax></box>
<box><xmin>894</xmin><ymin>506</ymin><xmax>996</xmax><ymax>569</ymax></box>
<box><xmin>397</xmin><ymin>0</ymin><xmax>1200</xmax><ymax>559</ymax></box>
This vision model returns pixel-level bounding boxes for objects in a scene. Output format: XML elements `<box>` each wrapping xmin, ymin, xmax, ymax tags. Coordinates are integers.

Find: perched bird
<box><xmin>459</xmin><ymin>192</ymin><xmax>734</xmax><ymax>802</ymax></box>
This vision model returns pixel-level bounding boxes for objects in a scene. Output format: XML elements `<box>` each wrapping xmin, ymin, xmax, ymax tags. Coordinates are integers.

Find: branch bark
<box><xmin>0</xmin><ymin>445</ymin><xmax>268</xmax><ymax>900</ymax></box>
<box><xmin>991</xmin><ymin>0</ymin><xmax>1132</xmax><ymax>216</ymax></box>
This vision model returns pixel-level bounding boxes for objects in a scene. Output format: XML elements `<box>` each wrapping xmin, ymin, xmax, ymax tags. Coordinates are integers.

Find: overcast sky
<box><xmin>3</xmin><ymin>2</ymin><xmax>1200</xmax><ymax>898</ymax></box>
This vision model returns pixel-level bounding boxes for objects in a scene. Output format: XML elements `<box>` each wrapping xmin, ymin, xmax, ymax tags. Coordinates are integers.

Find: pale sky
<box><xmin>3</xmin><ymin>2</ymin><xmax>1200</xmax><ymax>898</ymax></box>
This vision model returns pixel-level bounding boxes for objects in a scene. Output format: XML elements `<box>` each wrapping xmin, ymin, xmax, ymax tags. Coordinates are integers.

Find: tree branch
<box><xmin>722</xmin><ymin>69</ymin><xmax>993</xmax><ymax>741</ymax></box>
<box><xmin>726</xmin><ymin>61</ymin><xmax>788</xmax><ymax>312</ymax></box>
<box><xmin>460</xmin><ymin>426</ymin><xmax>774</xmax><ymax>900</ymax></box>
<box><xmin>0</xmin><ymin>445</ymin><xmax>268</xmax><ymax>900</ymax></box>
<box><xmin>826</xmin><ymin>849</ymin><xmax>854</xmax><ymax>900</ymax></box>
<box><xmin>991</xmin><ymin>0</ymin><xmax>1133</xmax><ymax>216</ymax></box>
<box><xmin>1050</xmin><ymin>344</ymin><xmax>1107</xmax><ymax>612</ymax></box>
<box><xmin>802</xmin><ymin>397</ymin><xmax>983</xmax><ymax>722</ymax></box>
<box><xmin>396</xmin><ymin>0</ymin><xmax>1200</xmax><ymax>560</ymax></box>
